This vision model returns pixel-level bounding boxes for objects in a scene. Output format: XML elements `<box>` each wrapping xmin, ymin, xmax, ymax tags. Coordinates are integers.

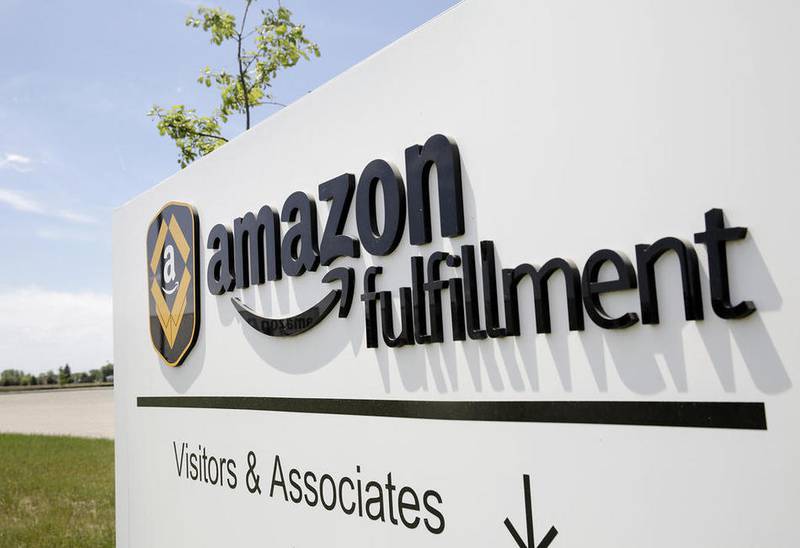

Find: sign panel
<box><xmin>113</xmin><ymin>0</ymin><xmax>800</xmax><ymax>546</ymax></box>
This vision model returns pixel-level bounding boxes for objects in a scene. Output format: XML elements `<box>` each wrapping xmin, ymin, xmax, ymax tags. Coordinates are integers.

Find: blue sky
<box><xmin>0</xmin><ymin>0</ymin><xmax>459</xmax><ymax>372</ymax></box>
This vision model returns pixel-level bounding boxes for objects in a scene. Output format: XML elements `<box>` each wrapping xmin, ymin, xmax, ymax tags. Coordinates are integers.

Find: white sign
<box><xmin>113</xmin><ymin>0</ymin><xmax>800</xmax><ymax>546</ymax></box>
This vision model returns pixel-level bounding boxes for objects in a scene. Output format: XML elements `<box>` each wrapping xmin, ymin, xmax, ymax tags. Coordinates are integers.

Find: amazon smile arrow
<box><xmin>231</xmin><ymin>267</ymin><xmax>354</xmax><ymax>337</ymax></box>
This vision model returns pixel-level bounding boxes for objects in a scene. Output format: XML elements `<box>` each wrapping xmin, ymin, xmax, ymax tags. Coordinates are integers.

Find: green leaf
<box><xmin>150</xmin><ymin>1</ymin><xmax>320</xmax><ymax>167</ymax></box>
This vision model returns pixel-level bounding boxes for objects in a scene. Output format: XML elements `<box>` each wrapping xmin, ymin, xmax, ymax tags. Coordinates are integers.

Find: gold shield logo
<box><xmin>146</xmin><ymin>202</ymin><xmax>200</xmax><ymax>366</ymax></box>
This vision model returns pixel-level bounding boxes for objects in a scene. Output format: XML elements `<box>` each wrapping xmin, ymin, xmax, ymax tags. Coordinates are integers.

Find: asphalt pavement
<box><xmin>0</xmin><ymin>387</ymin><xmax>113</xmax><ymax>439</ymax></box>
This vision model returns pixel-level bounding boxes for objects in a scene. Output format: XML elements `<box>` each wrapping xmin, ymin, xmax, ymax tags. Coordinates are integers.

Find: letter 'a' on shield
<box><xmin>146</xmin><ymin>202</ymin><xmax>200</xmax><ymax>367</ymax></box>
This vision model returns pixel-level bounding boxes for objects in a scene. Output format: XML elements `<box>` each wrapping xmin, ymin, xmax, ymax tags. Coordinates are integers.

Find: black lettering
<box><xmin>448</xmin><ymin>274</ymin><xmax>467</xmax><ymax>341</ymax></box>
<box><xmin>582</xmin><ymin>249</ymin><xmax>639</xmax><ymax>329</ymax></box>
<box><xmin>406</xmin><ymin>134</ymin><xmax>464</xmax><ymax>245</ymax></box>
<box><xmin>422</xmin><ymin>252</ymin><xmax>454</xmax><ymax>343</ymax></box>
<box><xmin>339</xmin><ymin>477</ymin><xmax>356</xmax><ymax>515</ymax></box>
<box><xmin>385</xmin><ymin>473</ymin><xmax>398</xmax><ymax>525</ymax></box>
<box><xmin>173</xmin><ymin>441</ymin><xmax>185</xmax><ymax>477</ymax></box>
<box><xmin>270</xmin><ymin>455</ymin><xmax>288</xmax><ymax>501</ymax></box>
<box><xmin>398</xmin><ymin>486</ymin><xmax>421</xmax><ymax>529</ymax></box>
<box><xmin>423</xmin><ymin>490</ymin><xmax>445</xmax><ymax>534</ymax></box>
<box><xmin>212</xmin><ymin>456</ymin><xmax>219</xmax><ymax>485</ymax></box>
<box><xmin>288</xmin><ymin>469</ymin><xmax>303</xmax><ymax>503</ymax></box>
<box><xmin>208</xmin><ymin>456</ymin><xmax>219</xmax><ymax>484</ymax></box>
<box><xmin>219</xmin><ymin>458</ymin><xmax>226</xmax><ymax>487</ymax></box>
<box><xmin>503</xmin><ymin>258</ymin><xmax>584</xmax><ymax>335</ymax></box>
<box><xmin>694</xmin><ymin>208</ymin><xmax>756</xmax><ymax>319</ymax></box>
<box><xmin>379</xmin><ymin>289</ymin><xmax>415</xmax><ymax>348</ymax></box>
<box><xmin>356</xmin><ymin>159</ymin><xmax>405</xmax><ymax>256</ymax></box>
<box><xmin>319</xmin><ymin>474</ymin><xmax>337</xmax><ymax>510</ymax></box>
<box><xmin>411</xmin><ymin>256</ymin><xmax>431</xmax><ymax>343</ymax></box>
<box><xmin>364</xmin><ymin>481</ymin><xmax>385</xmax><ymax>521</ymax></box>
<box><xmin>461</xmin><ymin>245</ymin><xmax>488</xmax><ymax>339</ymax></box>
<box><xmin>227</xmin><ymin>459</ymin><xmax>237</xmax><ymax>490</ymax></box>
<box><xmin>206</xmin><ymin>224</ymin><xmax>235</xmax><ymax>295</ymax></box>
<box><xmin>635</xmin><ymin>237</ymin><xmax>703</xmax><ymax>324</ymax></box>
<box><xmin>360</xmin><ymin>267</ymin><xmax>382</xmax><ymax>348</ymax></box>
<box><xmin>281</xmin><ymin>191</ymin><xmax>320</xmax><ymax>276</ymax></box>
<box><xmin>233</xmin><ymin>205</ymin><xmax>281</xmax><ymax>288</ymax></box>
<box><xmin>480</xmin><ymin>241</ymin><xmax>508</xmax><ymax>338</ymax></box>
<box><xmin>318</xmin><ymin>174</ymin><xmax>359</xmax><ymax>265</ymax></box>
<box><xmin>189</xmin><ymin>452</ymin><xmax>199</xmax><ymax>480</ymax></box>
<box><xmin>356</xmin><ymin>466</ymin><xmax>364</xmax><ymax>517</ymax></box>
<box><xmin>304</xmin><ymin>471</ymin><xmax>319</xmax><ymax>506</ymax></box>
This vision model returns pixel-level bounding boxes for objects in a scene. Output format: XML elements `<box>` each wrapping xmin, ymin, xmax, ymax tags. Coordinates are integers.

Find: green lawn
<box><xmin>0</xmin><ymin>434</ymin><xmax>114</xmax><ymax>547</ymax></box>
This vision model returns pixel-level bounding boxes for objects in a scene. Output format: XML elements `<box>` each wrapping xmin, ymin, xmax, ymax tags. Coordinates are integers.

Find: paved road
<box><xmin>0</xmin><ymin>387</ymin><xmax>113</xmax><ymax>439</ymax></box>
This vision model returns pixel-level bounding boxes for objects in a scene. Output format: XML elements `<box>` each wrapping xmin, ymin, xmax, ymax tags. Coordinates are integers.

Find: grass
<box><xmin>0</xmin><ymin>434</ymin><xmax>114</xmax><ymax>547</ymax></box>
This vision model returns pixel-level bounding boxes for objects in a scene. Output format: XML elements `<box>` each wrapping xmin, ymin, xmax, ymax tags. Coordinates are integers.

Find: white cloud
<box><xmin>0</xmin><ymin>188</ymin><xmax>97</xmax><ymax>224</ymax></box>
<box><xmin>0</xmin><ymin>188</ymin><xmax>43</xmax><ymax>213</ymax></box>
<box><xmin>0</xmin><ymin>152</ymin><xmax>33</xmax><ymax>172</ymax></box>
<box><xmin>55</xmin><ymin>210</ymin><xmax>98</xmax><ymax>224</ymax></box>
<box><xmin>0</xmin><ymin>287</ymin><xmax>112</xmax><ymax>374</ymax></box>
<box><xmin>35</xmin><ymin>227</ymin><xmax>96</xmax><ymax>242</ymax></box>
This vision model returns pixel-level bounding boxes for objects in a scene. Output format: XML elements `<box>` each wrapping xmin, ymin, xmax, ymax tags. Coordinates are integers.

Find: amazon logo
<box><xmin>146</xmin><ymin>202</ymin><xmax>201</xmax><ymax>366</ymax></box>
<box><xmin>153</xmin><ymin>132</ymin><xmax>756</xmax><ymax>358</ymax></box>
<box><xmin>205</xmin><ymin>133</ymin><xmax>461</xmax><ymax>341</ymax></box>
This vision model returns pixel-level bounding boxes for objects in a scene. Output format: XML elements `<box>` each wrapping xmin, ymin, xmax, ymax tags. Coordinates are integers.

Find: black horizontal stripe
<box><xmin>137</xmin><ymin>396</ymin><xmax>766</xmax><ymax>430</ymax></box>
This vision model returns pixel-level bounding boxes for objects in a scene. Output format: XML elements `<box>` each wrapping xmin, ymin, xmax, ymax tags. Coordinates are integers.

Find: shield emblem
<box><xmin>146</xmin><ymin>202</ymin><xmax>200</xmax><ymax>367</ymax></box>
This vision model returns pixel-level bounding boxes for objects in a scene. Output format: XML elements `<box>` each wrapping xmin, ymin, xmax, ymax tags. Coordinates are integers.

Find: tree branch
<box><xmin>154</xmin><ymin>112</ymin><xmax>229</xmax><ymax>142</ymax></box>
<box><xmin>241</xmin><ymin>27</ymin><xmax>258</xmax><ymax>41</ymax></box>
<box><xmin>165</xmin><ymin>123</ymin><xmax>229</xmax><ymax>142</ymax></box>
<box><xmin>189</xmin><ymin>131</ymin><xmax>228</xmax><ymax>142</ymax></box>
<box><xmin>239</xmin><ymin>0</ymin><xmax>252</xmax><ymax>37</ymax></box>
<box><xmin>242</xmin><ymin>52</ymin><xmax>257</xmax><ymax>73</ymax></box>
<box><xmin>237</xmin><ymin>0</ymin><xmax>254</xmax><ymax>130</ymax></box>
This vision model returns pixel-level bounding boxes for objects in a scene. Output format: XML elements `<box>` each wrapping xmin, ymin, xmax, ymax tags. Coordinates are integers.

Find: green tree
<box><xmin>58</xmin><ymin>364</ymin><xmax>72</xmax><ymax>386</ymax></box>
<box><xmin>100</xmin><ymin>362</ymin><xmax>114</xmax><ymax>382</ymax></box>
<box><xmin>42</xmin><ymin>370</ymin><xmax>57</xmax><ymax>385</ymax></box>
<box><xmin>0</xmin><ymin>369</ymin><xmax>22</xmax><ymax>386</ymax></box>
<box><xmin>149</xmin><ymin>0</ymin><xmax>320</xmax><ymax>167</ymax></box>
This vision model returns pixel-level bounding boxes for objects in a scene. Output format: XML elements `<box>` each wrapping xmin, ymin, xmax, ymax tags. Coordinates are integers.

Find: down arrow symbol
<box><xmin>503</xmin><ymin>474</ymin><xmax>558</xmax><ymax>548</ymax></box>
